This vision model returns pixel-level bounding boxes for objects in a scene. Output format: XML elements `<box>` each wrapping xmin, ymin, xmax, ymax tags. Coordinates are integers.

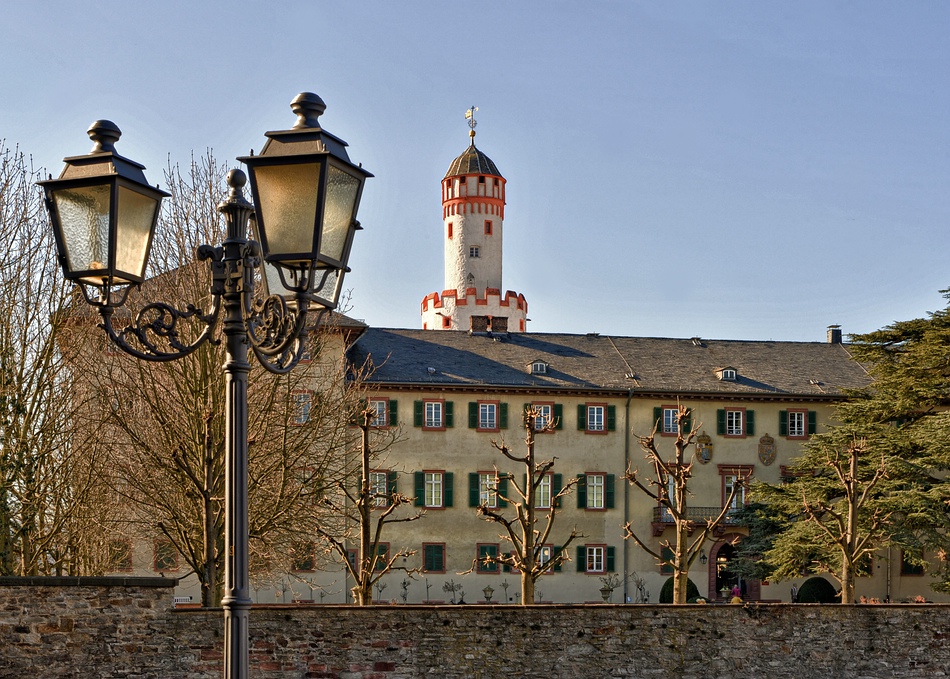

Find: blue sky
<box><xmin>4</xmin><ymin>2</ymin><xmax>949</xmax><ymax>341</ymax></box>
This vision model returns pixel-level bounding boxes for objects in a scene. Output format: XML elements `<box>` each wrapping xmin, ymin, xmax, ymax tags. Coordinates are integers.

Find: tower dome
<box><xmin>420</xmin><ymin>107</ymin><xmax>528</xmax><ymax>333</ymax></box>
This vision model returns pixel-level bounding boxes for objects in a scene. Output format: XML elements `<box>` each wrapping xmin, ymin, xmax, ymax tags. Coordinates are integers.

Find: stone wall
<box><xmin>2</xmin><ymin>578</ymin><xmax>949</xmax><ymax>678</ymax></box>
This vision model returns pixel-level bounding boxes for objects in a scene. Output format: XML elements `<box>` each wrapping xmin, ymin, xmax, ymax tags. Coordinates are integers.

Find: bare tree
<box><xmin>66</xmin><ymin>152</ymin><xmax>360</xmax><ymax>605</ymax></box>
<box><xmin>316</xmin><ymin>397</ymin><xmax>422</xmax><ymax>605</ymax></box>
<box><xmin>0</xmin><ymin>142</ymin><xmax>109</xmax><ymax>576</ymax></box>
<box><xmin>475</xmin><ymin>406</ymin><xmax>581</xmax><ymax>605</ymax></box>
<box><xmin>624</xmin><ymin>404</ymin><xmax>741</xmax><ymax>604</ymax></box>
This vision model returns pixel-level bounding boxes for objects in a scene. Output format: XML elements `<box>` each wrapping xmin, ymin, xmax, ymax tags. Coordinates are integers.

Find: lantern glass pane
<box><xmin>321</xmin><ymin>166</ymin><xmax>360</xmax><ymax>263</ymax></box>
<box><xmin>115</xmin><ymin>186</ymin><xmax>158</xmax><ymax>280</ymax></box>
<box><xmin>254</xmin><ymin>162</ymin><xmax>320</xmax><ymax>259</ymax></box>
<box><xmin>53</xmin><ymin>184</ymin><xmax>111</xmax><ymax>276</ymax></box>
<box><xmin>312</xmin><ymin>267</ymin><xmax>342</xmax><ymax>308</ymax></box>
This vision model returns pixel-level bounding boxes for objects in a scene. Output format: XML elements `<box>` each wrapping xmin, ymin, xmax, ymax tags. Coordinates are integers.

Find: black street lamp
<box><xmin>39</xmin><ymin>92</ymin><xmax>371</xmax><ymax>679</ymax></box>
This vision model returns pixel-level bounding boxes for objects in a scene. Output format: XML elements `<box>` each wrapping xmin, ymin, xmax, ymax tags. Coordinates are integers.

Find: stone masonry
<box><xmin>1</xmin><ymin>578</ymin><xmax>948</xmax><ymax>678</ymax></box>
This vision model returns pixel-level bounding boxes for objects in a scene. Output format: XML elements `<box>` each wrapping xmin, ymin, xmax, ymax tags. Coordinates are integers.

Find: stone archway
<box><xmin>708</xmin><ymin>534</ymin><xmax>760</xmax><ymax>601</ymax></box>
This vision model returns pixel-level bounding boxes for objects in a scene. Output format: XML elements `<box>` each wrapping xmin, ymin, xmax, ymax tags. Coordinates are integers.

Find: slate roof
<box><xmin>349</xmin><ymin>329</ymin><xmax>872</xmax><ymax>399</ymax></box>
<box><xmin>444</xmin><ymin>143</ymin><xmax>502</xmax><ymax>178</ymax></box>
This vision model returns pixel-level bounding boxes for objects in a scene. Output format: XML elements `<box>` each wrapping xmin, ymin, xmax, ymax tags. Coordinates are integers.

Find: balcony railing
<box><xmin>651</xmin><ymin>506</ymin><xmax>743</xmax><ymax>535</ymax></box>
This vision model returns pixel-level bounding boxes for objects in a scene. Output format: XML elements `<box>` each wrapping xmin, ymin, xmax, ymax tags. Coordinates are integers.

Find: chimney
<box><xmin>827</xmin><ymin>325</ymin><xmax>842</xmax><ymax>344</ymax></box>
<box><xmin>489</xmin><ymin>316</ymin><xmax>508</xmax><ymax>333</ymax></box>
<box><xmin>470</xmin><ymin>316</ymin><xmax>489</xmax><ymax>333</ymax></box>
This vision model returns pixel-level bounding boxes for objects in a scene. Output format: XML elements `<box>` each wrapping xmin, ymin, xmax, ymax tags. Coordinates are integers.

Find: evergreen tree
<box><xmin>751</xmin><ymin>295</ymin><xmax>950</xmax><ymax>602</ymax></box>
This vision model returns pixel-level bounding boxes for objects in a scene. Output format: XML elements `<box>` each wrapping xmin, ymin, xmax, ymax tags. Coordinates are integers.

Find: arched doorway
<box><xmin>708</xmin><ymin>534</ymin><xmax>761</xmax><ymax>601</ymax></box>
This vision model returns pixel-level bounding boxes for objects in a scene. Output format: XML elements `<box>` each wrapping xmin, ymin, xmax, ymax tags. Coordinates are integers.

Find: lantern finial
<box><xmin>290</xmin><ymin>92</ymin><xmax>327</xmax><ymax>130</ymax></box>
<box><xmin>87</xmin><ymin>120</ymin><xmax>122</xmax><ymax>153</ymax></box>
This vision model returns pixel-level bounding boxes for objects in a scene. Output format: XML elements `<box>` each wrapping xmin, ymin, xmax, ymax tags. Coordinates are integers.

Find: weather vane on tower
<box><xmin>465</xmin><ymin>105</ymin><xmax>478</xmax><ymax>141</ymax></box>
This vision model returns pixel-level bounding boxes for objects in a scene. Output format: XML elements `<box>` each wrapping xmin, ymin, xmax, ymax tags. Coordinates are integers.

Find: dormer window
<box><xmin>530</xmin><ymin>361</ymin><xmax>548</xmax><ymax>375</ymax></box>
<box><xmin>717</xmin><ymin>367</ymin><xmax>737</xmax><ymax>381</ymax></box>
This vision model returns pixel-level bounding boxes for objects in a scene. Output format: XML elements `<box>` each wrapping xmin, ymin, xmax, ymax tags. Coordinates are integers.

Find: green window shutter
<box><xmin>553</xmin><ymin>473</ymin><xmax>563</xmax><ymax>507</ymax></box>
<box><xmin>389</xmin><ymin>400</ymin><xmax>398</xmax><ymax>426</ymax></box>
<box><xmin>653</xmin><ymin>407</ymin><xmax>662</xmax><ymax>428</ymax></box>
<box><xmin>414</xmin><ymin>401</ymin><xmax>424</xmax><ymax>427</ymax></box>
<box><xmin>577</xmin><ymin>404</ymin><xmax>586</xmax><ymax>430</ymax></box>
<box><xmin>576</xmin><ymin>546</ymin><xmax>586</xmax><ymax>572</ymax></box>
<box><xmin>808</xmin><ymin>410</ymin><xmax>817</xmax><ymax>435</ymax></box>
<box><xmin>576</xmin><ymin>474</ymin><xmax>587</xmax><ymax>509</ymax></box>
<box><xmin>779</xmin><ymin>410</ymin><xmax>788</xmax><ymax>437</ymax></box>
<box><xmin>661</xmin><ymin>547</ymin><xmax>674</xmax><ymax>575</ymax></box>
<box><xmin>553</xmin><ymin>547</ymin><xmax>562</xmax><ymax>572</ymax></box>
<box><xmin>607</xmin><ymin>405</ymin><xmax>616</xmax><ymax>431</ymax></box>
<box><xmin>444</xmin><ymin>472</ymin><xmax>454</xmax><ymax>507</ymax></box>
<box><xmin>523</xmin><ymin>402</ymin><xmax>531</xmax><ymax>417</ymax></box>
<box><xmin>746</xmin><ymin>410</ymin><xmax>755</xmax><ymax>436</ymax></box>
<box><xmin>605</xmin><ymin>474</ymin><xmax>615</xmax><ymax>509</ymax></box>
<box><xmin>469</xmin><ymin>473</ymin><xmax>480</xmax><ymax>507</ymax></box>
<box><xmin>554</xmin><ymin>403</ymin><xmax>563</xmax><ymax>430</ymax></box>
<box><xmin>388</xmin><ymin>470</ymin><xmax>398</xmax><ymax>495</ymax></box>
<box><xmin>497</xmin><ymin>475</ymin><xmax>509</xmax><ymax>502</ymax></box>
<box><xmin>716</xmin><ymin>409</ymin><xmax>726</xmax><ymax>435</ymax></box>
<box><xmin>445</xmin><ymin>401</ymin><xmax>454</xmax><ymax>427</ymax></box>
<box><xmin>499</xmin><ymin>403</ymin><xmax>508</xmax><ymax>429</ymax></box>
<box><xmin>683</xmin><ymin>412</ymin><xmax>692</xmax><ymax>433</ymax></box>
<box><xmin>414</xmin><ymin>472</ymin><xmax>424</xmax><ymax>507</ymax></box>
<box><xmin>606</xmin><ymin>546</ymin><xmax>616</xmax><ymax>572</ymax></box>
<box><xmin>468</xmin><ymin>402</ymin><xmax>478</xmax><ymax>428</ymax></box>
<box><xmin>503</xmin><ymin>557</ymin><xmax>512</xmax><ymax>573</ymax></box>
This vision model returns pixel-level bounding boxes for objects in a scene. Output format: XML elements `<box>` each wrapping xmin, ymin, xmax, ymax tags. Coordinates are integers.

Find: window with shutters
<box><xmin>653</xmin><ymin>405</ymin><xmax>691</xmax><ymax>436</ymax></box>
<box><xmin>535</xmin><ymin>473</ymin><xmax>552</xmax><ymax>509</ymax></box>
<box><xmin>579</xmin><ymin>545</ymin><xmax>615</xmax><ymax>574</ymax></box>
<box><xmin>525</xmin><ymin>401</ymin><xmax>559</xmax><ymax>431</ymax></box>
<box><xmin>425</xmin><ymin>400</ymin><xmax>443</xmax><ymax>429</ymax></box>
<box><xmin>469</xmin><ymin>400</ymin><xmax>506</xmax><ymax>432</ymax></box>
<box><xmin>423</xmin><ymin>543</ymin><xmax>446</xmax><ymax>573</ymax></box>
<box><xmin>480</xmin><ymin>402</ymin><xmax>497</xmax><ymax>430</ymax></box>
<box><xmin>478</xmin><ymin>472</ymin><xmax>498</xmax><ymax>508</ymax></box>
<box><xmin>477</xmin><ymin>543</ymin><xmax>499</xmax><ymax>574</ymax></box>
<box><xmin>717</xmin><ymin>408</ymin><xmax>753</xmax><ymax>438</ymax></box>
<box><xmin>107</xmin><ymin>540</ymin><xmax>133</xmax><ymax>572</ymax></box>
<box><xmin>415</xmin><ymin>470</ymin><xmax>453</xmax><ymax>509</ymax></box>
<box><xmin>780</xmin><ymin>409</ymin><xmax>815</xmax><ymax>440</ymax></box>
<box><xmin>578</xmin><ymin>403</ymin><xmax>615</xmax><ymax>434</ymax></box>
<box><xmin>367</xmin><ymin>399</ymin><xmax>397</xmax><ymax>428</ymax></box>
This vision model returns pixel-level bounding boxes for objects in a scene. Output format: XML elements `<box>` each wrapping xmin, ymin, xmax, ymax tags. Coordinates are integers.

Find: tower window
<box><xmin>479</xmin><ymin>176</ymin><xmax>485</xmax><ymax>183</ymax></box>
<box><xmin>484</xmin><ymin>220</ymin><xmax>492</xmax><ymax>235</ymax></box>
<box><xmin>448</xmin><ymin>222</ymin><xmax>453</xmax><ymax>239</ymax></box>
<box><xmin>469</xmin><ymin>246</ymin><xmax>480</xmax><ymax>258</ymax></box>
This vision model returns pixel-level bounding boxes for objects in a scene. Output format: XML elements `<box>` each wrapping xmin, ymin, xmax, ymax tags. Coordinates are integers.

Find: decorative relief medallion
<box><xmin>695</xmin><ymin>431</ymin><xmax>713</xmax><ymax>464</ymax></box>
<box><xmin>758</xmin><ymin>433</ymin><xmax>776</xmax><ymax>466</ymax></box>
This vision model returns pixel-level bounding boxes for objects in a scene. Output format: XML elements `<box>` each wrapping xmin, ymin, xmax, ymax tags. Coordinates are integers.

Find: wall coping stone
<box><xmin>0</xmin><ymin>575</ymin><xmax>177</xmax><ymax>587</ymax></box>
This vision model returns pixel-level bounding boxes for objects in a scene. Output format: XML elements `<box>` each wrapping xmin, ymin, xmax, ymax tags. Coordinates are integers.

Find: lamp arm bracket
<box><xmin>99</xmin><ymin>296</ymin><xmax>222</xmax><ymax>362</ymax></box>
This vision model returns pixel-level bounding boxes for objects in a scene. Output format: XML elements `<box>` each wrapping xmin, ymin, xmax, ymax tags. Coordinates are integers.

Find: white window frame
<box><xmin>533</xmin><ymin>403</ymin><xmax>553</xmax><ymax>431</ymax></box>
<box><xmin>724</xmin><ymin>474</ymin><xmax>747</xmax><ymax>510</ymax></box>
<box><xmin>586</xmin><ymin>473</ymin><xmax>605</xmax><ymax>509</ymax></box>
<box><xmin>369</xmin><ymin>471</ymin><xmax>389</xmax><ymax>508</ymax></box>
<box><xmin>535</xmin><ymin>473</ymin><xmax>552</xmax><ymax>509</ymax></box>
<box><xmin>479</xmin><ymin>402</ymin><xmax>497</xmax><ymax>430</ymax></box>
<box><xmin>586</xmin><ymin>545</ymin><xmax>605</xmax><ymax>574</ymax></box>
<box><xmin>662</xmin><ymin>407</ymin><xmax>678</xmax><ymax>434</ymax></box>
<box><xmin>587</xmin><ymin>405</ymin><xmax>605</xmax><ymax>432</ymax></box>
<box><xmin>478</xmin><ymin>472</ymin><xmax>498</xmax><ymax>509</ymax></box>
<box><xmin>424</xmin><ymin>401</ymin><xmax>443</xmax><ymax>429</ymax></box>
<box><xmin>424</xmin><ymin>472</ymin><xmax>444</xmax><ymax>508</ymax></box>
<box><xmin>788</xmin><ymin>410</ymin><xmax>806</xmax><ymax>438</ymax></box>
<box><xmin>725</xmin><ymin>409</ymin><xmax>744</xmax><ymax>436</ymax></box>
<box><xmin>293</xmin><ymin>392</ymin><xmax>312</xmax><ymax>425</ymax></box>
<box><xmin>368</xmin><ymin>399</ymin><xmax>388</xmax><ymax>427</ymax></box>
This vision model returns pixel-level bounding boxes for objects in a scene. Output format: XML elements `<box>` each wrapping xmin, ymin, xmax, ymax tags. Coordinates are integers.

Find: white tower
<box><xmin>421</xmin><ymin>107</ymin><xmax>528</xmax><ymax>333</ymax></box>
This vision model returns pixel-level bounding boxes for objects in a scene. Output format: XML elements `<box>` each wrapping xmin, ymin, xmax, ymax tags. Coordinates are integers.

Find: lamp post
<box><xmin>39</xmin><ymin>92</ymin><xmax>371</xmax><ymax>679</ymax></box>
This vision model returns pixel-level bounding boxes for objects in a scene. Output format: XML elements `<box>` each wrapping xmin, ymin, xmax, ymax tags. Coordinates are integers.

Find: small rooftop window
<box><xmin>529</xmin><ymin>360</ymin><xmax>548</xmax><ymax>375</ymax></box>
<box><xmin>717</xmin><ymin>367</ymin><xmax>737</xmax><ymax>382</ymax></box>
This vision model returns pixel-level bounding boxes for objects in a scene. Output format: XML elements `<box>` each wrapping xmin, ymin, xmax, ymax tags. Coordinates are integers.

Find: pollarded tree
<box><xmin>624</xmin><ymin>404</ymin><xmax>742</xmax><ymax>604</ymax></box>
<box><xmin>474</xmin><ymin>406</ymin><xmax>581</xmax><ymax>605</ymax></box>
<box><xmin>315</xmin><ymin>396</ymin><xmax>423</xmax><ymax>605</ymax></box>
